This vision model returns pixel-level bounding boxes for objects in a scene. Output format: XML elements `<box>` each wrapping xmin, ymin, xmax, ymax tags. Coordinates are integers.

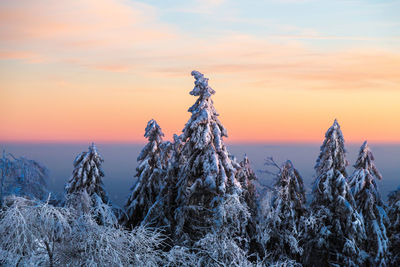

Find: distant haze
<box><xmin>1</xmin><ymin>142</ymin><xmax>399</xmax><ymax>206</ymax></box>
<box><xmin>1</xmin><ymin>1</ymin><xmax>400</xmax><ymax>143</ymax></box>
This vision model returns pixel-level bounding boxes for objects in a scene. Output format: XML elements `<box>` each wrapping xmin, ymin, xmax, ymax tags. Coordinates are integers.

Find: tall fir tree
<box><xmin>305</xmin><ymin>119</ymin><xmax>365</xmax><ymax>266</ymax></box>
<box><xmin>348</xmin><ymin>141</ymin><xmax>389</xmax><ymax>266</ymax></box>
<box><xmin>173</xmin><ymin>70</ymin><xmax>246</xmax><ymax>244</ymax></box>
<box><xmin>388</xmin><ymin>185</ymin><xmax>400</xmax><ymax>266</ymax></box>
<box><xmin>262</xmin><ymin>160</ymin><xmax>306</xmax><ymax>263</ymax></box>
<box><xmin>124</xmin><ymin>119</ymin><xmax>168</xmax><ymax>228</ymax></box>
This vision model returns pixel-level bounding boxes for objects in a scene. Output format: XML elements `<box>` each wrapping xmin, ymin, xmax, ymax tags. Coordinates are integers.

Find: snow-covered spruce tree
<box><xmin>304</xmin><ymin>119</ymin><xmax>366</xmax><ymax>266</ymax></box>
<box><xmin>235</xmin><ymin>154</ymin><xmax>263</xmax><ymax>259</ymax></box>
<box><xmin>348</xmin><ymin>141</ymin><xmax>389</xmax><ymax>266</ymax></box>
<box><xmin>65</xmin><ymin>143</ymin><xmax>112</xmax><ymax>224</ymax></box>
<box><xmin>124</xmin><ymin>119</ymin><xmax>168</xmax><ymax>228</ymax></box>
<box><xmin>173</xmin><ymin>71</ymin><xmax>246</xmax><ymax>244</ymax></box>
<box><xmin>388</xmin><ymin>185</ymin><xmax>400</xmax><ymax>266</ymax></box>
<box><xmin>140</xmin><ymin>134</ymin><xmax>183</xmax><ymax>242</ymax></box>
<box><xmin>237</xmin><ymin>155</ymin><xmax>258</xmax><ymax>217</ymax></box>
<box><xmin>260</xmin><ymin>160</ymin><xmax>306</xmax><ymax>263</ymax></box>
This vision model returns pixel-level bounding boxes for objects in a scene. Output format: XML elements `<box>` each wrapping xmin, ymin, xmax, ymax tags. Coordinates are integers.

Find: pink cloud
<box><xmin>0</xmin><ymin>0</ymin><xmax>175</xmax><ymax>49</ymax></box>
<box><xmin>0</xmin><ymin>51</ymin><xmax>44</xmax><ymax>63</ymax></box>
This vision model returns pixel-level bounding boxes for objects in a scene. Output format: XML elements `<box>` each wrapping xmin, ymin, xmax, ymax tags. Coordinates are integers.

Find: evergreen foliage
<box><xmin>237</xmin><ymin>155</ymin><xmax>258</xmax><ymax>217</ymax></box>
<box><xmin>173</xmin><ymin>70</ymin><xmax>246</xmax><ymax>244</ymax></box>
<box><xmin>124</xmin><ymin>119</ymin><xmax>168</xmax><ymax>228</ymax></box>
<box><xmin>65</xmin><ymin>143</ymin><xmax>112</xmax><ymax>224</ymax></box>
<box><xmin>1</xmin><ymin>71</ymin><xmax>398</xmax><ymax>266</ymax></box>
<box><xmin>259</xmin><ymin>160</ymin><xmax>306</xmax><ymax>263</ymax></box>
<box><xmin>348</xmin><ymin>141</ymin><xmax>389</xmax><ymax>266</ymax></box>
<box><xmin>388</xmin><ymin>186</ymin><xmax>400</xmax><ymax>266</ymax></box>
<box><xmin>305</xmin><ymin>119</ymin><xmax>366</xmax><ymax>266</ymax></box>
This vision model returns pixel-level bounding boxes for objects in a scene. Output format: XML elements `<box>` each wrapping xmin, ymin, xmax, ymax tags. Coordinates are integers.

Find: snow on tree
<box><xmin>65</xmin><ymin>143</ymin><xmax>112</xmax><ymax>224</ymax></box>
<box><xmin>0</xmin><ymin>196</ymin><xmax>73</xmax><ymax>267</ymax></box>
<box><xmin>388</xmin><ymin>185</ymin><xmax>400</xmax><ymax>266</ymax></box>
<box><xmin>0</xmin><ymin>195</ymin><xmax>170</xmax><ymax>267</ymax></box>
<box><xmin>259</xmin><ymin>159</ymin><xmax>307</xmax><ymax>263</ymax></box>
<box><xmin>192</xmin><ymin>193</ymin><xmax>253</xmax><ymax>266</ymax></box>
<box><xmin>123</xmin><ymin>119</ymin><xmax>169</xmax><ymax>228</ymax></box>
<box><xmin>304</xmin><ymin>119</ymin><xmax>366</xmax><ymax>266</ymax></box>
<box><xmin>0</xmin><ymin>150</ymin><xmax>49</xmax><ymax>204</ymax></box>
<box><xmin>173</xmin><ymin>70</ymin><xmax>245</xmax><ymax>244</ymax></box>
<box><xmin>236</xmin><ymin>155</ymin><xmax>258</xmax><ymax>217</ymax></box>
<box><xmin>235</xmin><ymin>154</ymin><xmax>261</xmax><ymax>258</ymax></box>
<box><xmin>348</xmin><ymin>141</ymin><xmax>389</xmax><ymax>266</ymax></box>
<box><xmin>140</xmin><ymin>134</ymin><xmax>183</xmax><ymax>242</ymax></box>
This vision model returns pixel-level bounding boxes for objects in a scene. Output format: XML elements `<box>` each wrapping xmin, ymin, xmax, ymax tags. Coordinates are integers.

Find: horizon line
<box><xmin>1</xmin><ymin>140</ymin><xmax>400</xmax><ymax>145</ymax></box>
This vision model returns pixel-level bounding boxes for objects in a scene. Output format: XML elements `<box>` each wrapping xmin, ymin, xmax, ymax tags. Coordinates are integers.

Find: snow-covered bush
<box><xmin>0</xmin><ymin>196</ymin><xmax>73</xmax><ymax>266</ymax></box>
<box><xmin>0</xmin><ymin>196</ymin><xmax>167</xmax><ymax>267</ymax></box>
<box><xmin>348</xmin><ymin>141</ymin><xmax>389</xmax><ymax>265</ymax></box>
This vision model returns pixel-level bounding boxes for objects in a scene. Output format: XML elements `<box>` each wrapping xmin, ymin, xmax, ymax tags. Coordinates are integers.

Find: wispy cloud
<box><xmin>0</xmin><ymin>51</ymin><xmax>44</xmax><ymax>63</ymax></box>
<box><xmin>0</xmin><ymin>0</ymin><xmax>175</xmax><ymax>54</ymax></box>
<box><xmin>0</xmin><ymin>0</ymin><xmax>399</xmax><ymax>92</ymax></box>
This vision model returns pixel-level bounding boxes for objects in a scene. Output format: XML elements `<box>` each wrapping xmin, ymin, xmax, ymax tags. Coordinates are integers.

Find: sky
<box><xmin>1</xmin><ymin>0</ymin><xmax>400</xmax><ymax>143</ymax></box>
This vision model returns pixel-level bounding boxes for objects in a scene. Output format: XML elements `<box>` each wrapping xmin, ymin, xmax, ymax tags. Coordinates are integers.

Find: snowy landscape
<box><xmin>1</xmin><ymin>71</ymin><xmax>399</xmax><ymax>266</ymax></box>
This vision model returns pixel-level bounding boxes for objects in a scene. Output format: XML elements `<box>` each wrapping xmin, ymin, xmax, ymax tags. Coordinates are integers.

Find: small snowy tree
<box><xmin>173</xmin><ymin>71</ymin><xmax>246</xmax><ymax>244</ymax></box>
<box><xmin>124</xmin><ymin>119</ymin><xmax>168</xmax><ymax>228</ymax></box>
<box><xmin>0</xmin><ymin>151</ymin><xmax>49</xmax><ymax>203</ymax></box>
<box><xmin>259</xmin><ymin>160</ymin><xmax>306</xmax><ymax>263</ymax></box>
<box><xmin>388</xmin><ymin>186</ymin><xmax>400</xmax><ymax>266</ymax></box>
<box><xmin>305</xmin><ymin>119</ymin><xmax>365</xmax><ymax>266</ymax></box>
<box><xmin>65</xmin><ymin>143</ymin><xmax>111</xmax><ymax>224</ymax></box>
<box><xmin>348</xmin><ymin>141</ymin><xmax>389</xmax><ymax>265</ymax></box>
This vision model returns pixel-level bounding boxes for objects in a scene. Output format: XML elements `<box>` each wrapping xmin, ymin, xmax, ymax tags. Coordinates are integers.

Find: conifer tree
<box><xmin>174</xmin><ymin>70</ymin><xmax>245</xmax><ymax>244</ymax></box>
<box><xmin>141</xmin><ymin>134</ymin><xmax>184</xmax><ymax>244</ymax></box>
<box><xmin>388</xmin><ymin>186</ymin><xmax>400</xmax><ymax>266</ymax></box>
<box><xmin>261</xmin><ymin>160</ymin><xmax>306</xmax><ymax>262</ymax></box>
<box><xmin>124</xmin><ymin>119</ymin><xmax>167</xmax><ymax>228</ymax></box>
<box><xmin>305</xmin><ymin>119</ymin><xmax>365</xmax><ymax>266</ymax></box>
<box><xmin>237</xmin><ymin>155</ymin><xmax>258</xmax><ymax>217</ymax></box>
<box><xmin>348</xmin><ymin>141</ymin><xmax>389</xmax><ymax>266</ymax></box>
<box><xmin>65</xmin><ymin>143</ymin><xmax>111</xmax><ymax>223</ymax></box>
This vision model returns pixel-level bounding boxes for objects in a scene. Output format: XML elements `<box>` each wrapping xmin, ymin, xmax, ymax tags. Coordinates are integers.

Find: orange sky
<box><xmin>1</xmin><ymin>0</ymin><xmax>400</xmax><ymax>143</ymax></box>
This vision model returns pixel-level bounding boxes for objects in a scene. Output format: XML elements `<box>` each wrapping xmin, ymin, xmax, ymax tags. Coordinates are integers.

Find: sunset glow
<box><xmin>1</xmin><ymin>0</ymin><xmax>400</xmax><ymax>143</ymax></box>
